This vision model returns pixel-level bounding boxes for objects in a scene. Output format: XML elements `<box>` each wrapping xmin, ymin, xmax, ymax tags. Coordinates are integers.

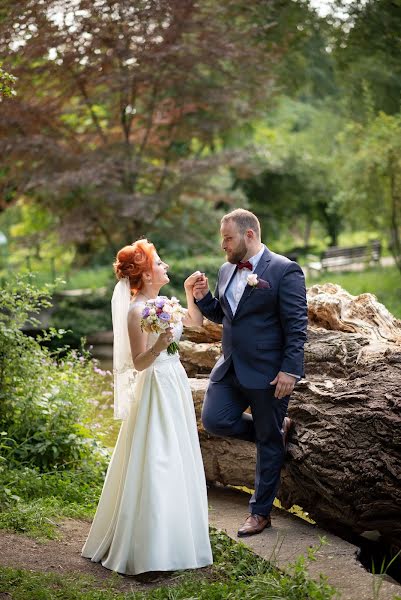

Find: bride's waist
<box><xmin>151</xmin><ymin>350</ymin><xmax>181</xmax><ymax>364</ymax></box>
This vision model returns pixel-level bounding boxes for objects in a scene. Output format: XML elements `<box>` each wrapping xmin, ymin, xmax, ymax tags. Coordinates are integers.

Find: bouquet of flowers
<box><xmin>140</xmin><ymin>296</ymin><xmax>186</xmax><ymax>354</ymax></box>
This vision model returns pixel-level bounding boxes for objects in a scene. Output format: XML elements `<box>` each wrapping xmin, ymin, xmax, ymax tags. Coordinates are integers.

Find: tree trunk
<box><xmin>186</xmin><ymin>284</ymin><xmax>401</xmax><ymax>553</ymax></box>
<box><xmin>277</xmin><ymin>360</ymin><xmax>401</xmax><ymax>553</ymax></box>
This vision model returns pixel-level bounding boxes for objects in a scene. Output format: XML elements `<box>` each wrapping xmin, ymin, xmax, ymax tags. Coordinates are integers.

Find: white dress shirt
<box><xmin>226</xmin><ymin>245</ymin><xmax>265</xmax><ymax>315</ymax></box>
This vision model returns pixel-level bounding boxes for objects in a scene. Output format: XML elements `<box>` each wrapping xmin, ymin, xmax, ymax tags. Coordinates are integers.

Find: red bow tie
<box><xmin>237</xmin><ymin>261</ymin><xmax>253</xmax><ymax>270</ymax></box>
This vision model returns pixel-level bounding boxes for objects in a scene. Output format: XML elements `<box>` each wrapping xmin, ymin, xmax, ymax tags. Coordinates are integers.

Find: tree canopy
<box><xmin>0</xmin><ymin>0</ymin><xmax>286</xmax><ymax>255</ymax></box>
<box><xmin>1</xmin><ymin>0</ymin><xmax>401</xmax><ymax>271</ymax></box>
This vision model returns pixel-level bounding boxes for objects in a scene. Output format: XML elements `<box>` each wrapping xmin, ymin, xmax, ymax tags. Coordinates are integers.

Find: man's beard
<box><xmin>226</xmin><ymin>239</ymin><xmax>247</xmax><ymax>264</ymax></box>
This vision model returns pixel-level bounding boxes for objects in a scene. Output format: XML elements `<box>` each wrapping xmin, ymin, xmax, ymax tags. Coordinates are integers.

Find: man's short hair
<box><xmin>221</xmin><ymin>208</ymin><xmax>261</xmax><ymax>239</ymax></box>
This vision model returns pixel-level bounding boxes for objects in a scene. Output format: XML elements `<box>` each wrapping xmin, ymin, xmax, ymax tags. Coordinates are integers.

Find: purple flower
<box><xmin>155</xmin><ymin>297</ymin><xmax>165</xmax><ymax>309</ymax></box>
<box><xmin>142</xmin><ymin>307</ymin><xmax>150</xmax><ymax>318</ymax></box>
<box><xmin>159</xmin><ymin>312</ymin><xmax>171</xmax><ymax>321</ymax></box>
<box><xmin>94</xmin><ymin>366</ymin><xmax>107</xmax><ymax>376</ymax></box>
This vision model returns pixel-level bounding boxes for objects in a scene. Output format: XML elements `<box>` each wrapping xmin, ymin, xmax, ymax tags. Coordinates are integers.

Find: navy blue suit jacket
<box><xmin>196</xmin><ymin>247</ymin><xmax>308</xmax><ymax>389</ymax></box>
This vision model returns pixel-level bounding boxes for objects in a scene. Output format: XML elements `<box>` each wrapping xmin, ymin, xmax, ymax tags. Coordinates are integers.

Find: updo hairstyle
<box><xmin>113</xmin><ymin>239</ymin><xmax>156</xmax><ymax>293</ymax></box>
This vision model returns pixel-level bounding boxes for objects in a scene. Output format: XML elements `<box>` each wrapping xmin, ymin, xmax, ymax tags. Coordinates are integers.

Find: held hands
<box><xmin>270</xmin><ymin>371</ymin><xmax>296</xmax><ymax>399</ymax></box>
<box><xmin>184</xmin><ymin>271</ymin><xmax>209</xmax><ymax>301</ymax></box>
<box><xmin>153</xmin><ymin>326</ymin><xmax>174</xmax><ymax>354</ymax></box>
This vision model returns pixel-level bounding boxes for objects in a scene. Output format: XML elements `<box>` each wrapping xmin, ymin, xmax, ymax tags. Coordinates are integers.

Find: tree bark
<box><xmin>277</xmin><ymin>360</ymin><xmax>401</xmax><ymax>553</ymax></box>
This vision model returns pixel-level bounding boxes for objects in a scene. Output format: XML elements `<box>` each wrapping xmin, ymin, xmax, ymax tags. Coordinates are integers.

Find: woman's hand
<box><xmin>184</xmin><ymin>271</ymin><xmax>209</xmax><ymax>300</ymax></box>
<box><xmin>184</xmin><ymin>271</ymin><xmax>204</xmax><ymax>292</ymax></box>
<box><xmin>153</xmin><ymin>327</ymin><xmax>174</xmax><ymax>354</ymax></box>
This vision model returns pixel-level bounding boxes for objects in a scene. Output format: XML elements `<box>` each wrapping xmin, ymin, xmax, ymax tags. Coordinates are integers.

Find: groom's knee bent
<box><xmin>201</xmin><ymin>405</ymin><xmax>240</xmax><ymax>437</ymax></box>
<box><xmin>201</xmin><ymin>405</ymin><xmax>221</xmax><ymax>436</ymax></box>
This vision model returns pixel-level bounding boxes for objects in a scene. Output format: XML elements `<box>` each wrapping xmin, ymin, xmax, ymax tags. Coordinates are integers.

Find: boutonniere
<box><xmin>247</xmin><ymin>273</ymin><xmax>271</xmax><ymax>290</ymax></box>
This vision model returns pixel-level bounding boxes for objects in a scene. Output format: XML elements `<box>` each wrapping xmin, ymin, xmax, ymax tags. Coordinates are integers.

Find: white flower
<box><xmin>247</xmin><ymin>273</ymin><xmax>259</xmax><ymax>287</ymax></box>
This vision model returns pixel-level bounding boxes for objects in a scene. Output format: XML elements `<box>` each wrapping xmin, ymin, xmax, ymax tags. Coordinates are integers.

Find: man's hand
<box><xmin>192</xmin><ymin>274</ymin><xmax>209</xmax><ymax>301</ymax></box>
<box><xmin>270</xmin><ymin>371</ymin><xmax>296</xmax><ymax>399</ymax></box>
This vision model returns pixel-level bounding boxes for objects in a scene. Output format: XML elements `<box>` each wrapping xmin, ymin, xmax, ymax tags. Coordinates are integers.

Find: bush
<box><xmin>0</xmin><ymin>276</ymin><xmax>109</xmax><ymax>479</ymax></box>
<box><xmin>49</xmin><ymin>291</ymin><xmax>112</xmax><ymax>350</ymax></box>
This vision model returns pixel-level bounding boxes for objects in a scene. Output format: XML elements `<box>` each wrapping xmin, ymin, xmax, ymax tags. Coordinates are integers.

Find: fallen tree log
<box><xmin>179</xmin><ymin>341</ymin><xmax>221</xmax><ymax>377</ymax></box>
<box><xmin>277</xmin><ymin>361</ymin><xmax>401</xmax><ymax>552</ymax></box>
<box><xmin>187</xmin><ymin>284</ymin><xmax>401</xmax><ymax>553</ymax></box>
<box><xmin>184</xmin><ymin>319</ymin><xmax>222</xmax><ymax>343</ymax></box>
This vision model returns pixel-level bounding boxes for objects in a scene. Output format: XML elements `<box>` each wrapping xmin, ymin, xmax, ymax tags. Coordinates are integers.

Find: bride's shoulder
<box><xmin>128</xmin><ymin>300</ymin><xmax>145</xmax><ymax>320</ymax></box>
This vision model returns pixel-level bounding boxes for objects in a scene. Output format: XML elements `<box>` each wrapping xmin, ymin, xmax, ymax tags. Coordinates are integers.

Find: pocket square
<box><xmin>256</xmin><ymin>278</ymin><xmax>271</xmax><ymax>289</ymax></box>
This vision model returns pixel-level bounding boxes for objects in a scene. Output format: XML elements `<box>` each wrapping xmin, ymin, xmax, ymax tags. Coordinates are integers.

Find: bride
<box><xmin>81</xmin><ymin>239</ymin><xmax>213</xmax><ymax>575</ymax></box>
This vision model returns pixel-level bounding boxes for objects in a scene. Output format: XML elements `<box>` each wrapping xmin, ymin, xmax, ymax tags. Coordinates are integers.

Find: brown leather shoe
<box><xmin>282</xmin><ymin>416</ymin><xmax>292</xmax><ymax>450</ymax></box>
<box><xmin>237</xmin><ymin>513</ymin><xmax>271</xmax><ymax>537</ymax></box>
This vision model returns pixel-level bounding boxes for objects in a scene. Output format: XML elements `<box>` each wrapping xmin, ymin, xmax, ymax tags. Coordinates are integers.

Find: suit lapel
<box><xmin>220</xmin><ymin>263</ymin><xmax>236</xmax><ymax>320</ymax></box>
<box><xmin>234</xmin><ymin>247</ymin><xmax>272</xmax><ymax>317</ymax></box>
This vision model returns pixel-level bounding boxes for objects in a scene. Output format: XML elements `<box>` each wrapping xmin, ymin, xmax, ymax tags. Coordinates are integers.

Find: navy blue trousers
<box><xmin>201</xmin><ymin>363</ymin><xmax>288</xmax><ymax>516</ymax></box>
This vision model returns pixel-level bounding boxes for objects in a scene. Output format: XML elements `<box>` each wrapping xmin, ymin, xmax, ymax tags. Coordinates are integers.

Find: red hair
<box><xmin>113</xmin><ymin>239</ymin><xmax>156</xmax><ymax>293</ymax></box>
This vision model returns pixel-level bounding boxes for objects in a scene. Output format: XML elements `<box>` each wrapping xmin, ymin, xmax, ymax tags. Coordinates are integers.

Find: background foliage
<box><xmin>0</xmin><ymin>277</ymin><xmax>111</xmax><ymax>532</ymax></box>
<box><xmin>1</xmin><ymin>0</ymin><xmax>400</xmax><ymax>275</ymax></box>
<box><xmin>0</xmin><ymin>3</ymin><xmax>400</xmax><ymax>596</ymax></box>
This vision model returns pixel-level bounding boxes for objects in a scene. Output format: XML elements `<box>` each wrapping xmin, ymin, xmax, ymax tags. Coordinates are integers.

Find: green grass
<box><xmin>0</xmin><ymin>263</ymin><xmax>114</xmax><ymax>292</ymax></box>
<box><xmin>0</xmin><ymin>466</ymin><xmax>106</xmax><ymax>539</ymax></box>
<box><xmin>335</xmin><ymin>231</ymin><xmax>389</xmax><ymax>254</ymax></box>
<box><xmin>306</xmin><ymin>265</ymin><xmax>401</xmax><ymax>319</ymax></box>
<box><xmin>0</xmin><ymin>496</ymin><xmax>97</xmax><ymax>539</ymax></box>
<box><xmin>0</xmin><ymin>530</ymin><xmax>337</xmax><ymax>600</ymax></box>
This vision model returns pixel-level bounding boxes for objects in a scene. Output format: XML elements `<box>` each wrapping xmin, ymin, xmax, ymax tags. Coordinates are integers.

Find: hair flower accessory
<box><xmin>140</xmin><ymin>296</ymin><xmax>186</xmax><ymax>354</ymax></box>
<box><xmin>246</xmin><ymin>274</ymin><xmax>271</xmax><ymax>289</ymax></box>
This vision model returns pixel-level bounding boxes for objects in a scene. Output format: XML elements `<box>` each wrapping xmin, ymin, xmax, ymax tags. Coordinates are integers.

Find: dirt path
<box><xmin>2</xmin><ymin>487</ymin><xmax>401</xmax><ymax>599</ymax></box>
<box><xmin>0</xmin><ymin>519</ymin><xmax>195</xmax><ymax>592</ymax></box>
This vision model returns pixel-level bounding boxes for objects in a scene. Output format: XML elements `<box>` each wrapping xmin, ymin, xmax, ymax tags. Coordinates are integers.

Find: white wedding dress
<box><xmin>81</xmin><ymin>318</ymin><xmax>213</xmax><ymax>575</ymax></box>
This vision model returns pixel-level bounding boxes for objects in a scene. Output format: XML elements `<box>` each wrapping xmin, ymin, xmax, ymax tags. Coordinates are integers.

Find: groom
<box><xmin>193</xmin><ymin>208</ymin><xmax>307</xmax><ymax>537</ymax></box>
